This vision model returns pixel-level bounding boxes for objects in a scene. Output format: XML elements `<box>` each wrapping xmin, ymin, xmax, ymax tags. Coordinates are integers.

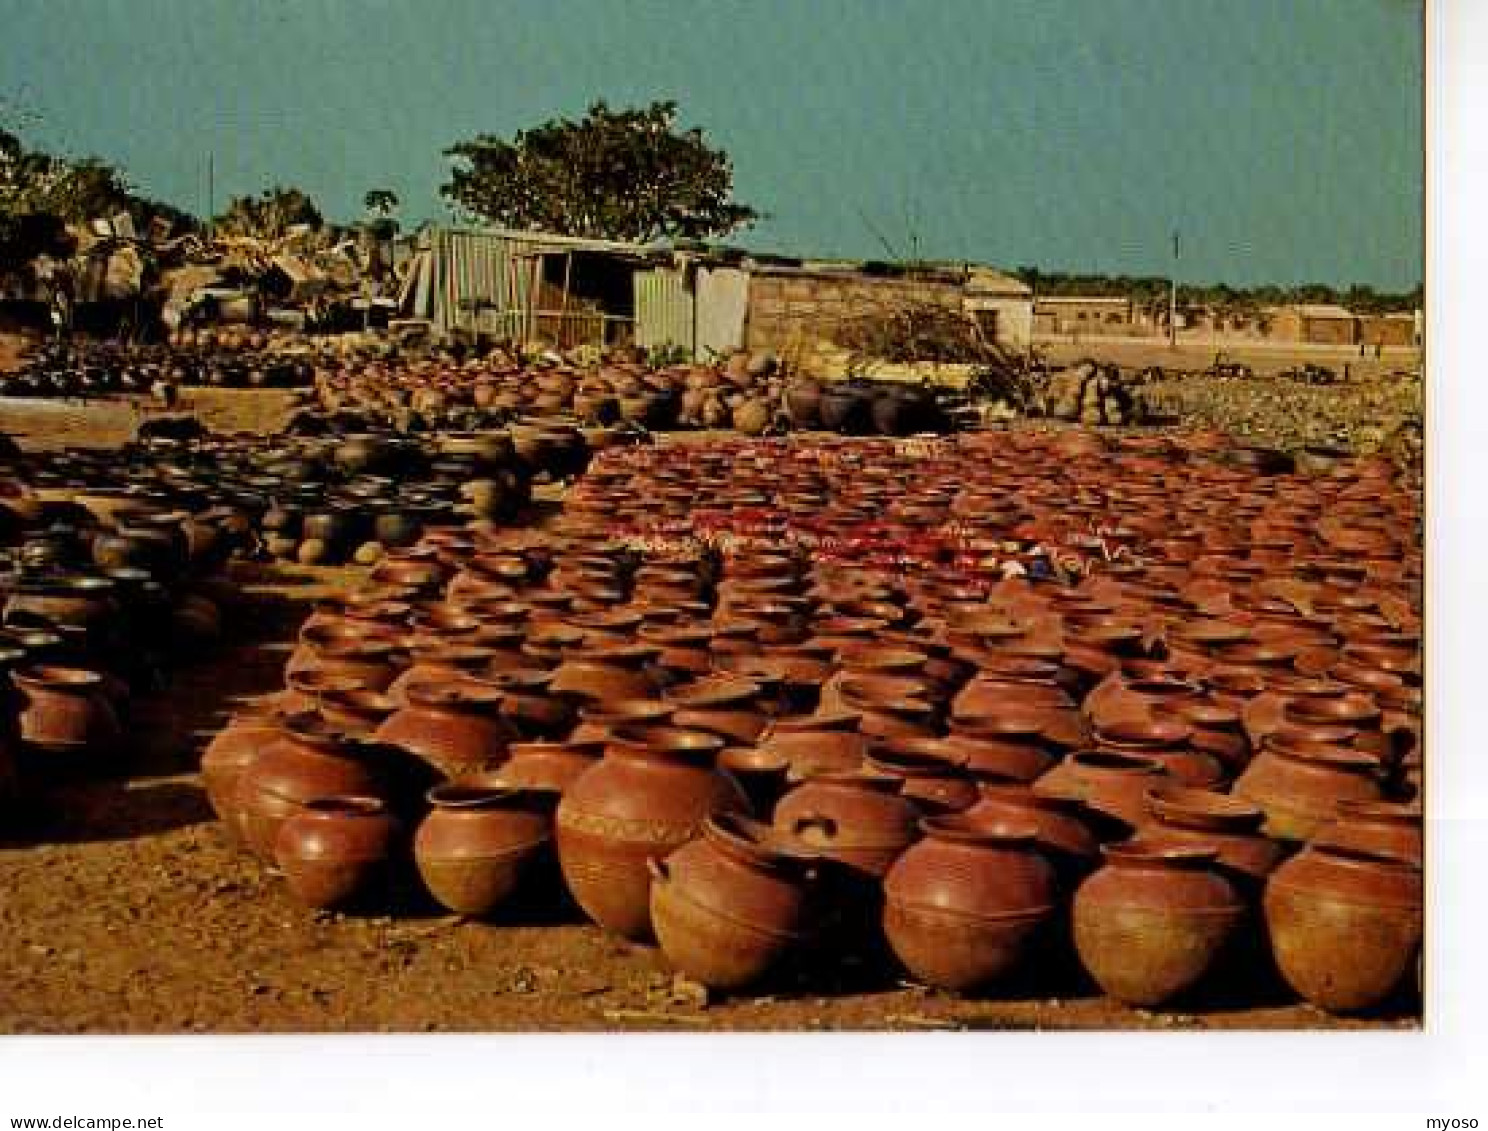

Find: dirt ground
<box><xmin>0</xmin><ymin>367</ymin><xmax>1421</xmax><ymax>1034</ymax></box>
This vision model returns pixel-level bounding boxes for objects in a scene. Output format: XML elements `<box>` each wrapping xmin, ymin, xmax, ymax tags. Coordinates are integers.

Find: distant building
<box><xmin>1359</xmin><ymin>312</ymin><xmax>1420</xmax><ymax>348</ymax></box>
<box><xmin>1032</xmin><ymin>295</ymin><xmax>1133</xmax><ymax>334</ymax></box>
<box><xmin>1270</xmin><ymin>303</ymin><xmax>1359</xmax><ymax>345</ymax></box>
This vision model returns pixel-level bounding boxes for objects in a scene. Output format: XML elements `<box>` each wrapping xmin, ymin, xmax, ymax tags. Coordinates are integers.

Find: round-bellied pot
<box><xmin>413</xmin><ymin>783</ymin><xmax>555</xmax><ymax>917</ymax></box>
<box><xmin>883</xmin><ymin>814</ymin><xmax>1058</xmax><ymax>993</ymax></box>
<box><xmin>373</xmin><ymin>681</ymin><xmax>515</xmax><ymax>780</ymax></box>
<box><xmin>1264</xmin><ymin>842</ymin><xmax>1422</xmax><ymax>1014</ymax></box>
<box><xmin>487</xmin><ymin>740</ymin><xmax>606</xmax><ymax>796</ymax></box>
<box><xmin>1138</xmin><ymin>784</ymin><xmax>1284</xmax><ymax>890</ymax></box>
<box><xmin>649</xmin><ymin>813</ymin><xmax>818</xmax><ymax>991</ymax></box>
<box><xmin>863</xmin><ymin>744</ymin><xmax>980</xmax><ymax>815</ymax></box>
<box><xmin>10</xmin><ymin>664</ymin><xmax>124</xmax><ymax>764</ymax></box>
<box><xmin>1072</xmin><ymin>841</ymin><xmax>1246</xmax><ymax>1008</ymax></box>
<box><xmin>274</xmin><ymin>796</ymin><xmax>401</xmax><ymax>910</ymax></box>
<box><xmin>964</xmin><ymin>782</ymin><xmax>1099</xmax><ymax>886</ymax></box>
<box><xmin>555</xmin><ymin>725</ymin><xmax>747</xmax><ymax>941</ymax></box>
<box><xmin>234</xmin><ymin>713</ymin><xmax>385</xmax><ymax>861</ymax></box>
<box><xmin>1231</xmin><ymin>735</ymin><xmax>1384</xmax><ymax>843</ymax></box>
<box><xmin>1092</xmin><ymin>717</ymin><xmax>1224</xmax><ymax>789</ymax></box>
<box><xmin>201</xmin><ymin>705</ymin><xmax>288</xmax><ymax>841</ymax></box>
<box><xmin>1033</xmin><ymin>751</ymin><xmax>1170</xmax><ymax>836</ymax></box>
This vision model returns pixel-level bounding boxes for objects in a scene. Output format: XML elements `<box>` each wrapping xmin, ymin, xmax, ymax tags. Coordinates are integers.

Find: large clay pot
<box><xmin>863</xmin><ymin>744</ymin><xmax>979</xmax><ymax>814</ymax></box>
<box><xmin>664</xmin><ymin>676</ymin><xmax>771</xmax><ymax>745</ymax></box>
<box><xmin>757</xmin><ymin>712</ymin><xmax>869</xmax><ymax>781</ymax></box>
<box><xmin>649</xmin><ymin>814</ymin><xmax>818</xmax><ymax>991</ymax></box>
<box><xmin>1073</xmin><ymin>841</ymin><xmax>1245</xmax><ymax>1007</ymax></box>
<box><xmin>1232</xmin><ymin>735</ymin><xmax>1384</xmax><ymax>842</ymax></box>
<box><xmin>882</xmin><ymin>814</ymin><xmax>1058</xmax><ymax>992</ymax></box>
<box><xmin>1033</xmin><ymin>751</ymin><xmax>1170</xmax><ymax>835</ymax></box>
<box><xmin>964</xmin><ymin>782</ymin><xmax>1099</xmax><ymax>884</ymax></box>
<box><xmin>549</xmin><ymin>644</ymin><xmax>661</xmax><ymax>703</ymax></box>
<box><xmin>1264</xmin><ymin>843</ymin><xmax>1422</xmax><ymax>1013</ymax></box>
<box><xmin>373</xmin><ymin>681</ymin><xmax>515</xmax><ymax>780</ymax></box>
<box><xmin>10</xmin><ymin>665</ymin><xmax>124</xmax><ymax>761</ymax></box>
<box><xmin>414</xmin><ymin>783</ymin><xmax>555</xmax><ymax>917</ymax></box>
<box><xmin>555</xmin><ymin>725</ymin><xmax>747</xmax><ymax>940</ymax></box>
<box><xmin>1092</xmin><ymin>717</ymin><xmax>1224</xmax><ymax>788</ymax></box>
<box><xmin>488</xmin><ymin>740</ymin><xmax>605</xmax><ymax>796</ymax></box>
<box><xmin>274</xmin><ymin>796</ymin><xmax>401</xmax><ymax>910</ymax></box>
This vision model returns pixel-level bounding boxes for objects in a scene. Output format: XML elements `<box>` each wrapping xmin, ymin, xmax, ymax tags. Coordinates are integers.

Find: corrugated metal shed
<box><xmin>634</xmin><ymin>267</ymin><xmax>695</xmax><ymax>353</ymax></box>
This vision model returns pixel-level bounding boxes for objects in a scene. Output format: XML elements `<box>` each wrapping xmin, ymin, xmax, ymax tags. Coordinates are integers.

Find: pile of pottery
<box><xmin>313</xmin><ymin>352</ymin><xmax>964</xmax><ymax>438</ymax></box>
<box><xmin>0</xmin><ymin>422</ymin><xmax>577</xmax><ymax>567</ymax></box>
<box><xmin>203</xmin><ymin>427</ymin><xmax>1421</xmax><ymax>1014</ymax></box>
<box><xmin>0</xmin><ymin>340</ymin><xmax>314</xmax><ymax>399</ymax></box>
<box><xmin>0</xmin><ymin>482</ymin><xmax>250</xmax><ymax>809</ymax></box>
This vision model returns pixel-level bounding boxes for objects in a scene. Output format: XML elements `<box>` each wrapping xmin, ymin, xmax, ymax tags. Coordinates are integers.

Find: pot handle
<box><xmin>791</xmin><ymin>814</ymin><xmax>838</xmax><ymax>839</ymax></box>
<box><xmin>645</xmin><ymin>857</ymin><xmax>670</xmax><ymax>884</ymax></box>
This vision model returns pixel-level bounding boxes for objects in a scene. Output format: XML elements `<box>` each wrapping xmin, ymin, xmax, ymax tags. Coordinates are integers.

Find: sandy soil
<box><xmin>0</xmin><ymin>384</ymin><xmax>1421</xmax><ymax>1034</ymax></box>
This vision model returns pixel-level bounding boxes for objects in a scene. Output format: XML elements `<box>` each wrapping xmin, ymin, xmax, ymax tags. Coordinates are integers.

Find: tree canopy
<box><xmin>214</xmin><ymin>185</ymin><xmax>324</xmax><ymax>240</ymax></box>
<box><xmin>441</xmin><ymin>100</ymin><xmax>758</xmax><ymax>243</ymax></box>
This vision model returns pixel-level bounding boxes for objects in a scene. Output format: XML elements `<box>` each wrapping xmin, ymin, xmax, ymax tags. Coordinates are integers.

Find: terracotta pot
<box><xmin>944</xmin><ymin>730</ymin><xmax>1058</xmax><ymax>783</ymax></box>
<box><xmin>1073</xmin><ymin>841</ymin><xmax>1246</xmax><ymax>1007</ymax></box>
<box><xmin>374</xmin><ymin>681</ymin><xmax>515</xmax><ymax>780</ymax></box>
<box><xmin>1232</xmin><ymin>735</ymin><xmax>1383</xmax><ymax>842</ymax></box>
<box><xmin>757</xmin><ymin>712</ymin><xmax>868</xmax><ymax>781</ymax></box>
<box><xmin>664</xmin><ymin>676</ymin><xmax>771</xmax><ymax>744</ymax></box>
<box><xmin>555</xmin><ymin>725</ymin><xmax>747</xmax><ymax>940</ymax></box>
<box><xmin>235</xmin><ymin>714</ymin><xmax>385</xmax><ymax>861</ymax></box>
<box><xmin>1137</xmin><ymin>784</ymin><xmax>1283</xmax><ymax>888</ymax></box>
<box><xmin>414</xmin><ymin>783</ymin><xmax>555</xmax><ymax>917</ymax></box>
<box><xmin>1313</xmin><ymin>799</ymin><xmax>1422</xmax><ymax>866</ymax></box>
<box><xmin>487</xmin><ymin>740</ymin><xmax>605</xmax><ymax>796</ymax></box>
<box><xmin>10</xmin><ymin>665</ymin><xmax>124</xmax><ymax>760</ymax></box>
<box><xmin>1264</xmin><ymin>842</ymin><xmax>1421</xmax><ymax>1013</ymax></box>
<box><xmin>964</xmin><ymin>782</ymin><xmax>1099</xmax><ymax>882</ymax></box>
<box><xmin>863</xmin><ymin>744</ymin><xmax>979</xmax><ymax>814</ymax></box>
<box><xmin>649</xmin><ymin>814</ymin><xmax>818</xmax><ymax>990</ymax></box>
<box><xmin>1033</xmin><ymin>751</ymin><xmax>1170</xmax><ymax>834</ymax></box>
<box><xmin>549</xmin><ymin>644</ymin><xmax>661</xmax><ymax>703</ymax></box>
<box><xmin>201</xmin><ymin>705</ymin><xmax>287</xmax><ymax>841</ymax></box>
<box><xmin>274</xmin><ymin>796</ymin><xmax>400</xmax><ymax>910</ymax></box>
<box><xmin>883</xmin><ymin>814</ymin><xmax>1057</xmax><ymax>992</ymax></box>
<box><xmin>773</xmin><ymin>770</ymin><xmax>921</xmax><ymax>880</ymax></box>
<box><xmin>1092</xmin><ymin>717</ymin><xmax>1224</xmax><ymax>788</ymax></box>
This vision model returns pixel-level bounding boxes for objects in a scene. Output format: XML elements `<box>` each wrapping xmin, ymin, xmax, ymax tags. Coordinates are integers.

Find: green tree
<box><xmin>215</xmin><ymin>185</ymin><xmax>323</xmax><ymax>239</ymax></box>
<box><xmin>441</xmin><ymin>100</ymin><xmax>758</xmax><ymax>242</ymax></box>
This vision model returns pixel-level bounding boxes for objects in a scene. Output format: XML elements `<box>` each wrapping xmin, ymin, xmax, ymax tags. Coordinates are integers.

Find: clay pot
<box><xmin>1092</xmin><ymin>717</ymin><xmax>1223</xmax><ymax>788</ymax></box>
<box><xmin>1073</xmin><ymin>841</ymin><xmax>1246</xmax><ymax>1007</ymax></box>
<box><xmin>235</xmin><ymin>714</ymin><xmax>385</xmax><ymax>861</ymax></box>
<box><xmin>964</xmin><ymin>782</ymin><xmax>1099</xmax><ymax>882</ymax></box>
<box><xmin>201</xmin><ymin>705</ymin><xmax>287</xmax><ymax>840</ymax></box>
<box><xmin>1033</xmin><ymin>751</ymin><xmax>1170</xmax><ymax>835</ymax></box>
<box><xmin>1313</xmin><ymin>799</ymin><xmax>1422</xmax><ymax>866</ymax></box>
<box><xmin>488</xmin><ymin>740</ymin><xmax>606</xmax><ymax>796</ymax></box>
<box><xmin>664</xmin><ymin>676</ymin><xmax>770</xmax><ymax>745</ymax></box>
<box><xmin>549</xmin><ymin>645</ymin><xmax>661</xmax><ymax>703</ymax></box>
<box><xmin>757</xmin><ymin>712</ymin><xmax>868</xmax><ymax>781</ymax></box>
<box><xmin>773</xmin><ymin>771</ymin><xmax>921</xmax><ymax>880</ymax></box>
<box><xmin>10</xmin><ymin>665</ymin><xmax>124</xmax><ymax>761</ymax></box>
<box><xmin>414</xmin><ymin>783</ymin><xmax>555</xmax><ymax>917</ymax></box>
<box><xmin>1264</xmin><ymin>843</ymin><xmax>1422</xmax><ymax>1013</ymax></box>
<box><xmin>649</xmin><ymin>814</ymin><xmax>818</xmax><ymax>990</ymax></box>
<box><xmin>1138</xmin><ymin>784</ymin><xmax>1283</xmax><ymax>888</ymax></box>
<box><xmin>882</xmin><ymin>814</ymin><xmax>1058</xmax><ymax>992</ymax></box>
<box><xmin>274</xmin><ymin>796</ymin><xmax>400</xmax><ymax>910</ymax></box>
<box><xmin>373</xmin><ymin>681</ymin><xmax>515</xmax><ymax>780</ymax></box>
<box><xmin>863</xmin><ymin>744</ymin><xmax>979</xmax><ymax>814</ymax></box>
<box><xmin>1232</xmin><ymin>735</ymin><xmax>1384</xmax><ymax>842</ymax></box>
<box><xmin>555</xmin><ymin>725</ymin><xmax>748</xmax><ymax>940</ymax></box>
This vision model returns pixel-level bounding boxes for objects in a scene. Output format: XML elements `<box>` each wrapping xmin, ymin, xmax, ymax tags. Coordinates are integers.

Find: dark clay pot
<box><xmin>10</xmin><ymin>664</ymin><xmax>124</xmax><ymax>762</ymax></box>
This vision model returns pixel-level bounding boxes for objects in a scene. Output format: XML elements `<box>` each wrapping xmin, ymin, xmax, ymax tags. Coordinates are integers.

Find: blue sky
<box><xmin>0</xmin><ymin>0</ymin><xmax>1423</xmax><ymax>288</ymax></box>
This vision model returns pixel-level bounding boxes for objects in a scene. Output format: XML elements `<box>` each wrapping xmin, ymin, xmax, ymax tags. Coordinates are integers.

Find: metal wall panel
<box><xmin>634</xmin><ymin>268</ymin><xmax>695</xmax><ymax>353</ymax></box>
